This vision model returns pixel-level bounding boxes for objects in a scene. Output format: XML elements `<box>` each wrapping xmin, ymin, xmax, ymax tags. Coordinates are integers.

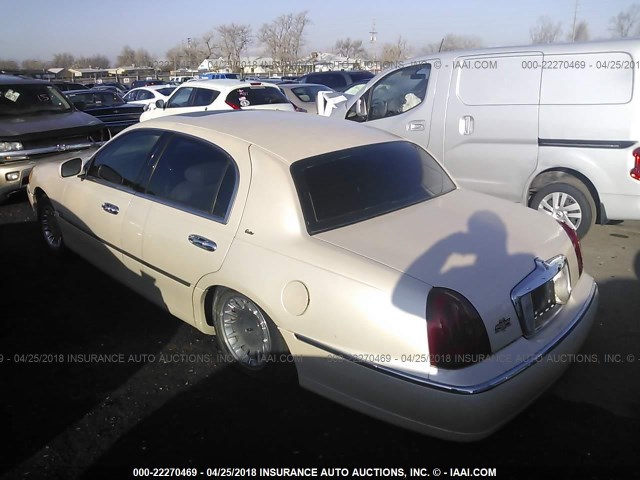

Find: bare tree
<box><xmin>52</xmin><ymin>52</ymin><xmax>75</xmax><ymax>68</ymax></box>
<box><xmin>333</xmin><ymin>38</ymin><xmax>367</xmax><ymax>59</ymax></box>
<box><xmin>530</xmin><ymin>16</ymin><xmax>563</xmax><ymax>44</ymax></box>
<box><xmin>21</xmin><ymin>59</ymin><xmax>48</xmax><ymax>70</ymax></box>
<box><xmin>569</xmin><ymin>20</ymin><xmax>590</xmax><ymax>42</ymax></box>
<box><xmin>381</xmin><ymin>36</ymin><xmax>411</xmax><ymax>65</ymax></box>
<box><xmin>117</xmin><ymin>46</ymin><xmax>136</xmax><ymax>66</ymax></box>
<box><xmin>439</xmin><ymin>34</ymin><xmax>483</xmax><ymax>52</ymax></box>
<box><xmin>609</xmin><ymin>4</ymin><xmax>640</xmax><ymax>37</ymax></box>
<box><xmin>134</xmin><ymin>48</ymin><xmax>154</xmax><ymax>67</ymax></box>
<box><xmin>166</xmin><ymin>45</ymin><xmax>185</xmax><ymax>71</ymax></box>
<box><xmin>0</xmin><ymin>59</ymin><xmax>19</xmax><ymax>71</ymax></box>
<box><xmin>258</xmin><ymin>11</ymin><xmax>311</xmax><ymax>73</ymax></box>
<box><xmin>216</xmin><ymin>23</ymin><xmax>252</xmax><ymax>71</ymax></box>
<box><xmin>75</xmin><ymin>55</ymin><xmax>110</xmax><ymax>69</ymax></box>
<box><xmin>201</xmin><ymin>31</ymin><xmax>219</xmax><ymax>60</ymax></box>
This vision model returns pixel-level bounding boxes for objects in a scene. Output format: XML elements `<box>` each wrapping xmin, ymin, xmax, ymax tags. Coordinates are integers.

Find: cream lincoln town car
<box><xmin>27</xmin><ymin>110</ymin><xmax>598</xmax><ymax>441</ymax></box>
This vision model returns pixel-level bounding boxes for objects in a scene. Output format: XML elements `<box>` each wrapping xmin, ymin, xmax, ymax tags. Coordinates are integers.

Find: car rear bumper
<box><xmin>286</xmin><ymin>276</ymin><xmax>598</xmax><ymax>441</ymax></box>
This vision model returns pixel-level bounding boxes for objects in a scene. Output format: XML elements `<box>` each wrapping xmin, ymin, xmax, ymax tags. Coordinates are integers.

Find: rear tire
<box><xmin>529</xmin><ymin>180</ymin><xmax>596</xmax><ymax>239</ymax></box>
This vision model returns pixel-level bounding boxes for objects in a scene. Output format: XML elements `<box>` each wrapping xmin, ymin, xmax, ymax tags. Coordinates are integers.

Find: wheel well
<box><xmin>528</xmin><ymin>169</ymin><xmax>602</xmax><ymax>223</ymax></box>
<box><xmin>204</xmin><ymin>286</ymin><xmax>217</xmax><ymax>328</ymax></box>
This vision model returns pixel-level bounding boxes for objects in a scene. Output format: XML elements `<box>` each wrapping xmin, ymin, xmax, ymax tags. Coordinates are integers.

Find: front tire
<box><xmin>37</xmin><ymin>196</ymin><xmax>65</xmax><ymax>256</ymax></box>
<box><xmin>529</xmin><ymin>180</ymin><xmax>596</xmax><ymax>239</ymax></box>
<box><xmin>212</xmin><ymin>288</ymin><xmax>290</xmax><ymax>375</ymax></box>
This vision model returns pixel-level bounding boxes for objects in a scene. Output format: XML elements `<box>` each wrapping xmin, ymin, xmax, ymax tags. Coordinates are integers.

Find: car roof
<box><xmin>135</xmin><ymin>110</ymin><xmax>402</xmax><ymax>163</ymax></box>
<box><xmin>0</xmin><ymin>74</ymin><xmax>51</xmax><ymax>85</ymax></box>
<box><xmin>176</xmin><ymin>79</ymin><xmax>279</xmax><ymax>90</ymax></box>
<box><xmin>131</xmin><ymin>84</ymin><xmax>173</xmax><ymax>91</ymax></box>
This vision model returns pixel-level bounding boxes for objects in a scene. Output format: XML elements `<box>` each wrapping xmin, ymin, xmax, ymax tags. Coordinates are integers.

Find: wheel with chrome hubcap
<box><xmin>212</xmin><ymin>288</ymin><xmax>288</xmax><ymax>372</ymax></box>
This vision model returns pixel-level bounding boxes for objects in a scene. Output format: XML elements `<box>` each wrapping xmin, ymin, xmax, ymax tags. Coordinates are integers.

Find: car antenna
<box><xmin>438</xmin><ymin>38</ymin><xmax>445</xmax><ymax>53</ymax></box>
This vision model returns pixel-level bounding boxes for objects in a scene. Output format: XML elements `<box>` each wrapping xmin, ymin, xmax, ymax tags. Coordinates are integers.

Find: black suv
<box><xmin>296</xmin><ymin>70</ymin><xmax>374</xmax><ymax>90</ymax></box>
<box><xmin>0</xmin><ymin>75</ymin><xmax>108</xmax><ymax>201</ymax></box>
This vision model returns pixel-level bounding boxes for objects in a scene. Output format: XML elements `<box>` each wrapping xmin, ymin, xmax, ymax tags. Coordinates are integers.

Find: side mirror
<box><xmin>60</xmin><ymin>158</ymin><xmax>83</xmax><ymax>178</ymax></box>
<box><xmin>155</xmin><ymin>99</ymin><xmax>165</xmax><ymax>109</ymax></box>
<box><xmin>355</xmin><ymin>97</ymin><xmax>368</xmax><ymax>117</ymax></box>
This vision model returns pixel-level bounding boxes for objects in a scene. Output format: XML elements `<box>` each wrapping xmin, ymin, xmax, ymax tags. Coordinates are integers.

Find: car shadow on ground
<box><xmin>0</xmin><ymin>219</ymin><xmax>182</xmax><ymax>478</ymax></box>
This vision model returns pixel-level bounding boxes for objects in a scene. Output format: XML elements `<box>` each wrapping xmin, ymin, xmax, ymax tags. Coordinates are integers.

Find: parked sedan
<box><xmin>64</xmin><ymin>89</ymin><xmax>144</xmax><ymax>136</ymax></box>
<box><xmin>278</xmin><ymin>83</ymin><xmax>334</xmax><ymax>114</ymax></box>
<box><xmin>27</xmin><ymin>111</ymin><xmax>597</xmax><ymax>441</ymax></box>
<box><xmin>140</xmin><ymin>79</ymin><xmax>294</xmax><ymax>121</ymax></box>
<box><xmin>122</xmin><ymin>85</ymin><xmax>176</xmax><ymax>108</ymax></box>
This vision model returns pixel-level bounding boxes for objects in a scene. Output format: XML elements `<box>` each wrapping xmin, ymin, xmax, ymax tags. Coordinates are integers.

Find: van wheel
<box><xmin>529</xmin><ymin>180</ymin><xmax>596</xmax><ymax>238</ymax></box>
<box><xmin>212</xmin><ymin>288</ymin><xmax>294</xmax><ymax>380</ymax></box>
<box><xmin>37</xmin><ymin>196</ymin><xmax>65</xmax><ymax>255</ymax></box>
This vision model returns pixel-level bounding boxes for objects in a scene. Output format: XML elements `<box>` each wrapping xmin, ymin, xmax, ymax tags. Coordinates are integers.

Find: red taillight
<box><xmin>225</xmin><ymin>101</ymin><xmax>241</xmax><ymax>110</ymax></box>
<box><xmin>426</xmin><ymin>288</ymin><xmax>491</xmax><ymax>369</ymax></box>
<box><xmin>631</xmin><ymin>148</ymin><xmax>640</xmax><ymax>181</ymax></box>
<box><xmin>559</xmin><ymin>220</ymin><xmax>583</xmax><ymax>276</ymax></box>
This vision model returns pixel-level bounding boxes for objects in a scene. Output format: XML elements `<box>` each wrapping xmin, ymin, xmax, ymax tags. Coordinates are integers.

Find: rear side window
<box><xmin>540</xmin><ymin>52</ymin><xmax>633</xmax><ymax>104</ymax></box>
<box><xmin>225</xmin><ymin>86</ymin><xmax>288</xmax><ymax>108</ymax></box>
<box><xmin>291</xmin><ymin>141</ymin><xmax>455</xmax><ymax>234</ymax></box>
<box><xmin>191</xmin><ymin>87</ymin><xmax>219</xmax><ymax>106</ymax></box>
<box><xmin>145</xmin><ymin>135</ymin><xmax>236</xmax><ymax>219</ymax></box>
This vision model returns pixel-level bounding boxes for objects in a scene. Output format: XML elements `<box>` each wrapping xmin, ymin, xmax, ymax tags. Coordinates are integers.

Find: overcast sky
<box><xmin>1</xmin><ymin>0</ymin><xmax>638</xmax><ymax>63</ymax></box>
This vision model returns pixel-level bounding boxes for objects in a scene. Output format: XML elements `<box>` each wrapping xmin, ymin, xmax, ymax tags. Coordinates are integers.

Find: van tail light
<box><xmin>426</xmin><ymin>288</ymin><xmax>491</xmax><ymax>369</ymax></box>
<box><xmin>559</xmin><ymin>220</ymin><xmax>583</xmax><ymax>276</ymax></box>
<box><xmin>225</xmin><ymin>101</ymin><xmax>241</xmax><ymax>110</ymax></box>
<box><xmin>631</xmin><ymin>148</ymin><xmax>640</xmax><ymax>181</ymax></box>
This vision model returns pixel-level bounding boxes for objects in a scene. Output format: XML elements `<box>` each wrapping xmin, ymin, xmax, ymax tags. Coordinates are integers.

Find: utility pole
<box><xmin>571</xmin><ymin>0</ymin><xmax>579</xmax><ymax>42</ymax></box>
<box><xmin>369</xmin><ymin>19</ymin><xmax>378</xmax><ymax>71</ymax></box>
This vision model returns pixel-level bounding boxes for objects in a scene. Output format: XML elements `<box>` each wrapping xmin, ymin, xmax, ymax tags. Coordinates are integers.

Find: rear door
<box><xmin>443</xmin><ymin>53</ymin><xmax>542</xmax><ymax>202</ymax></box>
<box><xmin>150</xmin><ymin>86</ymin><xmax>221</xmax><ymax>118</ymax></box>
<box><xmin>121</xmin><ymin>133</ymin><xmax>246</xmax><ymax>324</ymax></box>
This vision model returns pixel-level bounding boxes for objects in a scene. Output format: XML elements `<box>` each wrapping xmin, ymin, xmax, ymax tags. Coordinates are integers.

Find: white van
<box><xmin>320</xmin><ymin>39</ymin><xmax>640</xmax><ymax>237</ymax></box>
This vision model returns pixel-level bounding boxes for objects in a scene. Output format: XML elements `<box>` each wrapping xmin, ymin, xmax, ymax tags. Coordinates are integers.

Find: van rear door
<box><xmin>443</xmin><ymin>53</ymin><xmax>542</xmax><ymax>203</ymax></box>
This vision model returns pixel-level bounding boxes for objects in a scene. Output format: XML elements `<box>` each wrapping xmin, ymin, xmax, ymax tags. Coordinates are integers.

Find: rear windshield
<box><xmin>66</xmin><ymin>91</ymin><xmax>125</xmax><ymax>108</ymax></box>
<box><xmin>0</xmin><ymin>83</ymin><xmax>72</xmax><ymax>116</ymax></box>
<box><xmin>350</xmin><ymin>71</ymin><xmax>374</xmax><ymax>82</ymax></box>
<box><xmin>157</xmin><ymin>87</ymin><xmax>176</xmax><ymax>96</ymax></box>
<box><xmin>226</xmin><ymin>86</ymin><xmax>289</xmax><ymax>108</ymax></box>
<box><xmin>290</xmin><ymin>85</ymin><xmax>329</xmax><ymax>103</ymax></box>
<box><xmin>291</xmin><ymin>141</ymin><xmax>456</xmax><ymax>234</ymax></box>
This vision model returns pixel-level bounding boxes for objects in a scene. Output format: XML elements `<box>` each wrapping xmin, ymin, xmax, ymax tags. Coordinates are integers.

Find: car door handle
<box><xmin>188</xmin><ymin>234</ymin><xmax>217</xmax><ymax>252</ymax></box>
<box><xmin>459</xmin><ymin>115</ymin><xmax>474</xmax><ymax>135</ymax></box>
<box><xmin>101</xmin><ymin>203</ymin><xmax>119</xmax><ymax>215</ymax></box>
<box><xmin>407</xmin><ymin>120</ymin><xmax>426</xmax><ymax>131</ymax></box>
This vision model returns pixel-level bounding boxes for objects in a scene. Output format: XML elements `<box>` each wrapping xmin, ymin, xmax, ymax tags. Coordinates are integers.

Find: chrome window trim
<box><xmin>295</xmin><ymin>282</ymin><xmax>597</xmax><ymax>395</ymax></box>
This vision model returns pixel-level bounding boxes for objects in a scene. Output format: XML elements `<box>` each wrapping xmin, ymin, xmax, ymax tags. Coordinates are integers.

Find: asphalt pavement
<box><xmin>0</xmin><ymin>192</ymin><xmax>638</xmax><ymax>480</ymax></box>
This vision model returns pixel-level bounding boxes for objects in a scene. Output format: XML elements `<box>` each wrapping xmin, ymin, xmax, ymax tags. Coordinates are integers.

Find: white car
<box><xmin>140</xmin><ymin>79</ymin><xmax>295</xmax><ymax>121</ymax></box>
<box><xmin>27</xmin><ymin>110</ymin><xmax>597</xmax><ymax>441</ymax></box>
<box><xmin>122</xmin><ymin>85</ymin><xmax>176</xmax><ymax>108</ymax></box>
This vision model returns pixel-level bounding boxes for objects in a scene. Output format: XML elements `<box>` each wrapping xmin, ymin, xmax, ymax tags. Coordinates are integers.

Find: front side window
<box><xmin>145</xmin><ymin>135</ymin><xmax>236</xmax><ymax>219</ymax></box>
<box><xmin>291</xmin><ymin>141</ymin><xmax>455</xmax><ymax>234</ymax></box>
<box><xmin>86</xmin><ymin>130</ymin><xmax>163</xmax><ymax>190</ymax></box>
<box><xmin>351</xmin><ymin>63</ymin><xmax>431</xmax><ymax>122</ymax></box>
<box><xmin>167</xmin><ymin>87</ymin><xmax>193</xmax><ymax>108</ymax></box>
<box><xmin>137</xmin><ymin>90</ymin><xmax>155</xmax><ymax>101</ymax></box>
<box><xmin>123</xmin><ymin>90</ymin><xmax>137</xmax><ymax>101</ymax></box>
